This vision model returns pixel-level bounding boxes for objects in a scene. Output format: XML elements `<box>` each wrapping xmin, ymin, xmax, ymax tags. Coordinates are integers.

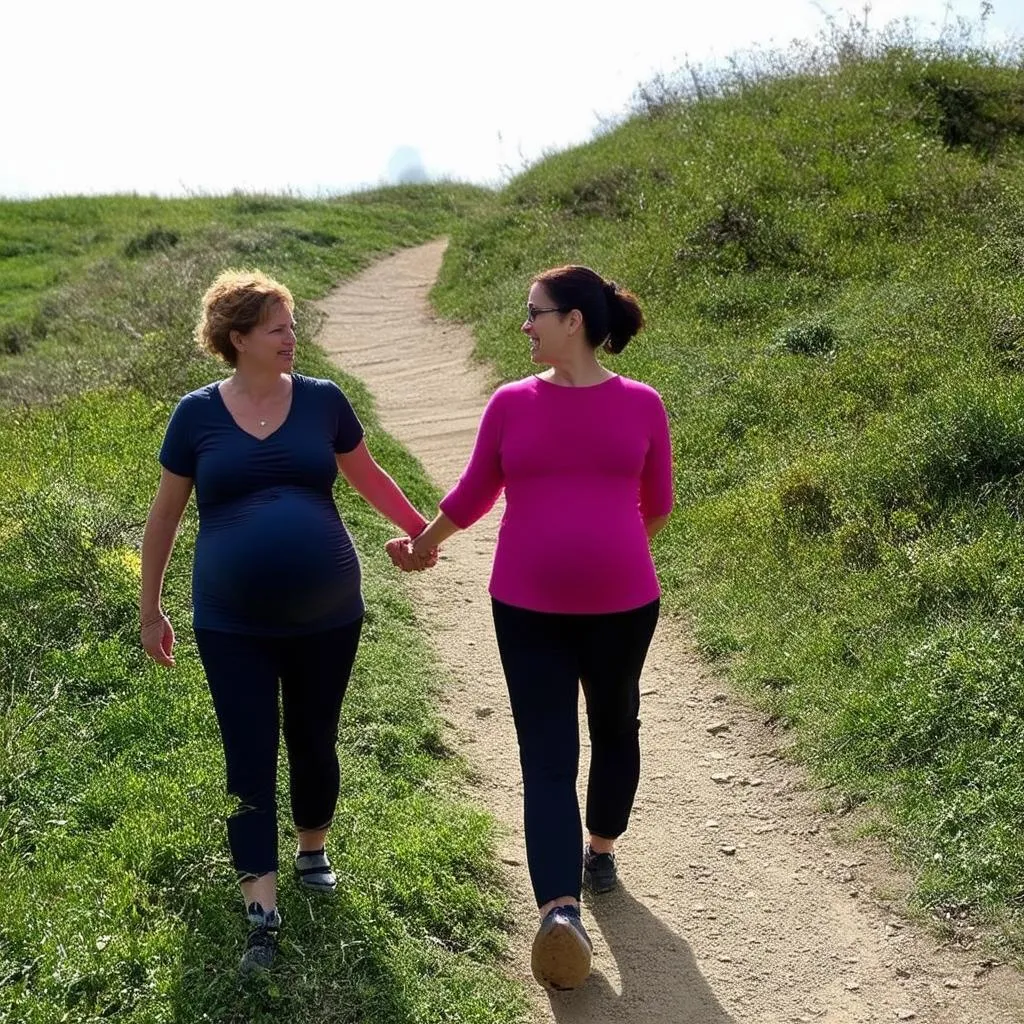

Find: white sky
<box><xmin>2</xmin><ymin>0</ymin><xmax>1020</xmax><ymax>199</ymax></box>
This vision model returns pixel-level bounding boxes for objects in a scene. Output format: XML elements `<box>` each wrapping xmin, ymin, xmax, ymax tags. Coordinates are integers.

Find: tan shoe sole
<box><xmin>531</xmin><ymin>914</ymin><xmax>593</xmax><ymax>991</ymax></box>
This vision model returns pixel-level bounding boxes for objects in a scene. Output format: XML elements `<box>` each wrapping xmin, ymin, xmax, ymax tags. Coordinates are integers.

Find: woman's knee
<box><xmin>587</xmin><ymin>715</ymin><xmax>641</xmax><ymax>745</ymax></box>
<box><xmin>519</xmin><ymin>745</ymin><xmax>579</xmax><ymax>788</ymax></box>
<box><xmin>288</xmin><ymin>744</ymin><xmax>339</xmax><ymax>783</ymax></box>
<box><xmin>225</xmin><ymin>770</ymin><xmax>277</xmax><ymax>816</ymax></box>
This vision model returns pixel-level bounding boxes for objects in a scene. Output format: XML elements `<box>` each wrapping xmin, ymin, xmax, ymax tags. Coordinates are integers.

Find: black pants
<box><xmin>194</xmin><ymin>619</ymin><xmax>363</xmax><ymax>879</ymax></box>
<box><xmin>491</xmin><ymin>598</ymin><xmax>659</xmax><ymax>907</ymax></box>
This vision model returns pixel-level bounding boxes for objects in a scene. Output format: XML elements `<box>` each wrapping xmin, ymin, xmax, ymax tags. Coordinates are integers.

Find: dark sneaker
<box><xmin>530</xmin><ymin>903</ymin><xmax>593</xmax><ymax>991</ymax></box>
<box><xmin>583</xmin><ymin>845</ymin><xmax>618</xmax><ymax>894</ymax></box>
<box><xmin>240</xmin><ymin>902</ymin><xmax>281</xmax><ymax>975</ymax></box>
<box><xmin>295</xmin><ymin>847</ymin><xmax>337</xmax><ymax>893</ymax></box>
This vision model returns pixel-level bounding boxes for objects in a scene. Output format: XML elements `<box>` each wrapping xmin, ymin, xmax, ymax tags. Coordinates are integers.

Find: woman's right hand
<box><xmin>141</xmin><ymin>612</ymin><xmax>176</xmax><ymax>667</ymax></box>
<box><xmin>385</xmin><ymin>537</ymin><xmax>438</xmax><ymax>572</ymax></box>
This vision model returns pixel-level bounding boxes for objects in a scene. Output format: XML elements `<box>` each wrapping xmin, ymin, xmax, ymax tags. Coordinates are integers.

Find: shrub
<box><xmin>553</xmin><ymin>168</ymin><xmax>638</xmax><ymax>219</ymax></box>
<box><xmin>837</xmin><ymin>521</ymin><xmax>882</xmax><ymax>568</ymax></box>
<box><xmin>779</xmin><ymin>469</ymin><xmax>834</xmax><ymax>533</ymax></box>
<box><xmin>918</xmin><ymin>69</ymin><xmax>1024</xmax><ymax>157</ymax></box>
<box><xmin>0</xmin><ymin>322</ymin><xmax>30</xmax><ymax>355</ymax></box>
<box><xmin>772</xmin><ymin>318</ymin><xmax>838</xmax><ymax>357</ymax></box>
<box><xmin>678</xmin><ymin>199</ymin><xmax>805</xmax><ymax>274</ymax></box>
<box><xmin>123</xmin><ymin>228</ymin><xmax>180</xmax><ymax>258</ymax></box>
<box><xmin>991</xmin><ymin>313</ymin><xmax>1024</xmax><ymax>370</ymax></box>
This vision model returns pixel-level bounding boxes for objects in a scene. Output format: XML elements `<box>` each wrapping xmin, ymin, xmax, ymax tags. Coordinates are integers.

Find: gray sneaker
<box><xmin>295</xmin><ymin>847</ymin><xmax>337</xmax><ymax>892</ymax></box>
<box><xmin>240</xmin><ymin>902</ymin><xmax>281</xmax><ymax>974</ymax></box>
<box><xmin>530</xmin><ymin>904</ymin><xmax>593</xmax><ymax>991</ymax></box>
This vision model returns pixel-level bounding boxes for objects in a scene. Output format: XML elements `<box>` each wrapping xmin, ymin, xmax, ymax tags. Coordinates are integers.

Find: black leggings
<box><xmin>491</xmin><ymin>598</ymin><xmax>659</xmax><ymax>907</ymax></box>
<box><xmin>194</xmin><ymin>620</ymin><xmax>363</xmax><ymax>879</ymax></box>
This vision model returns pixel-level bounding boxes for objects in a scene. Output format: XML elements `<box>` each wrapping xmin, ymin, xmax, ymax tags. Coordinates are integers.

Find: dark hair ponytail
<box><xmin>602</xmin><ymin>280</ymin><xmax>645</xmax><ymax>354</ymax></box>
<box><xmin>534</xmin><ymin>265</ymin><xmax>645</xmax><ymax>354</ymax></box>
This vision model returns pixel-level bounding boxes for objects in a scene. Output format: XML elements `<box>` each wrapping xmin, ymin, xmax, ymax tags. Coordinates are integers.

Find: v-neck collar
<box><xmin>214</xmin><ymin>375</ymin><xmax>296</xmax><ymax>441</ymax></box>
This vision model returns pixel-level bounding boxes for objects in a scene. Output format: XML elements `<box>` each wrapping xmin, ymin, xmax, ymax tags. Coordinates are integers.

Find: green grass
<box><xmin>0</xmin><ymin>185</ymin><xmax>527</xmax><ymax>1023</ymax></box>
<box><xmin>432</xmin><ymin>34</ymin><xmax>1024</xmax><ymax>936</ymax></box>
<box><xmin>7</xmin><ymin>17</ymin><xmax>1024</xmax><ymax>1010</ymax></box>
<box><xmin>0</xmin><ymin>184</ymin><xmax>491</xmax><ymax>397</ymax></box>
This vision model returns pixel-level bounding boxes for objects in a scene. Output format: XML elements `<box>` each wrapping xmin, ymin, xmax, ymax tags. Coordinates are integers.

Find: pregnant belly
<box><xmin>495</xmin><ymin>505</ymin><xmax>654</xmax><ymax>612</ymax></box>
<box><xmin>195</xmin><ymin>491</ymin><xmax>360</xmax><ymax>628</ymax></box>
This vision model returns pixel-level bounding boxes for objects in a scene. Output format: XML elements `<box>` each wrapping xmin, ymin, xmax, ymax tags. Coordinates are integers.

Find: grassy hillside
<box><xmin>434</xmin><ymin>38</ymin><xmax>1024</xmax><ymax>929</ymax></box>
<box><xmin>6</xmin><ymin>23</ymin><xmax>1024</xmax><ymax>1014</ymax></box>
<box><xmin>0</xmin><ymin>186</ymin><xmax>491</xmax><ymax>403</ymax></box>
<box><xmin>0</xmin><ymin>186</ymin><xmax>529</xmax><ymax>1024</ymax></box>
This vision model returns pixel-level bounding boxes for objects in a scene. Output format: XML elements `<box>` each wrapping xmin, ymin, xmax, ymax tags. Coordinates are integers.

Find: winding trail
<box><xmin>318</xmin><ymin>240</ymin><xmax>1024</xmax><ymax>1024</ymax></box>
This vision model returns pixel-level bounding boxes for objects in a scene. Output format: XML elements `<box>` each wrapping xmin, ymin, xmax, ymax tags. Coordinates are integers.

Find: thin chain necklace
<box><xmin>230</xmin><ymin>375</ymin><xmax>285</xmax><ymax>429</ymax></box>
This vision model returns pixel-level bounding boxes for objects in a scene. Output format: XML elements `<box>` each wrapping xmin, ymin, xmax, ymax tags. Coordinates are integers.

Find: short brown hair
<box><xmin>196</xmin><ymin>269</ymin><xmax>295</xmax><ymax>367</ymax></box>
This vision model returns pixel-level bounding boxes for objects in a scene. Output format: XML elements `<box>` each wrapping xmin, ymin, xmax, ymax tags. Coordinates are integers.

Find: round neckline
<box><xmin>532</xmin><ymin>373</ymin><xmax>620</xmax><ymax>390</ymax></box>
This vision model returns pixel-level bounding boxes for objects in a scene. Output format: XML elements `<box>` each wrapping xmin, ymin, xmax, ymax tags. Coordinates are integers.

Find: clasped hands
<box><xmin>385</xmin><ymin>536</ymin><xmax>438</xmax><ymax>572</ymax></box>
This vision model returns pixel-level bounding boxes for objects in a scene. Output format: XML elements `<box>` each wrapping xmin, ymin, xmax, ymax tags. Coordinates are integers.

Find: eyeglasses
<box><xmin>525</xmin><ymin>304</ymin><xmax>567</xmax><ymax>323</ymax></box>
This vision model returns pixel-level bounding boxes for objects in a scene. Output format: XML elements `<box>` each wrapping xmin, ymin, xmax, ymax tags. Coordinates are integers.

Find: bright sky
<box><xmin>2</xmin><ymin>0</ymin><xmax>1020</xmax><ymax>199</ymax></box>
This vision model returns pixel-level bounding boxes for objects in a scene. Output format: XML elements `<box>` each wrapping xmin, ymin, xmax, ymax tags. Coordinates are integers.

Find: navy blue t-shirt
<box><xmin>159</xmin><ymin>373</ymin><xmax>365</xmax><ymax>635</ymax></box>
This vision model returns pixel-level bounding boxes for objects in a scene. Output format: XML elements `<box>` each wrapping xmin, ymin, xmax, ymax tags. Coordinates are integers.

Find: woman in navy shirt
<box><xmin>140</xmin><ymin>269</ymin><xmax>434</xmax><ymax>973</ymax></box>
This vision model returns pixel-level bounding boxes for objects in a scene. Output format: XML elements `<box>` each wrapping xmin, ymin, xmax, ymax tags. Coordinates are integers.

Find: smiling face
<box><xmin>233</xmin><ymin>300</ymin><xmax>296</xmax><ymax>371</ymax></box>
<box><xmin>521</xmin><ymin>282</ymin><xmax>579</xmax><ymax>365</ymax></box>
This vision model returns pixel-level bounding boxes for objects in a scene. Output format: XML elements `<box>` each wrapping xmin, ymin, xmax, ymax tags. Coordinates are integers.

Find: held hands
<box><xmin>385</xmin><ymin>537</ymin><xmax>438</xmax><ymax>572</ymax></box>
<box><xmin>140</xmin><ymin>611</ymin><xmax>176</xmax><ymax>667</ymax></box>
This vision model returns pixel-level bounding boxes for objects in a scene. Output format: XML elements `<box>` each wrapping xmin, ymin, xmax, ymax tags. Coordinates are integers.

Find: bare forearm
<box><xmin>351</xmin><ymin>466</ymin><xmax>428</xmax><ymax>537</ymax></box>
<box><xmin>140</xmin><ymin>513</ymin><xmax>179</xmax><ymax>619</ymax></box>
<box><xmin>412</xmin><ymin>512</ymin><xmax>461</xmax><ymax>555</ymax></box>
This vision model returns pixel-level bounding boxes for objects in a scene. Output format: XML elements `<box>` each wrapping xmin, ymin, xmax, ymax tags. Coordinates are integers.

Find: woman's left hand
<box><xmin>141</xmin><ymin>612</ymin><xmax>176</xmax><ymax>666</ymax></box>
<box><xmin>385</xmin><ymin>537</ymin><xmax>437</xmax><ymax>572</ymax></box>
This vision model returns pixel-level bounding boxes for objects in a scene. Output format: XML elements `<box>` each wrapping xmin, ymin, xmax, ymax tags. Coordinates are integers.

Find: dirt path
<box><xmin>318</xmin><ymin>240</ymin><xmax>1024</xmax><ymax>1024</ymax></box>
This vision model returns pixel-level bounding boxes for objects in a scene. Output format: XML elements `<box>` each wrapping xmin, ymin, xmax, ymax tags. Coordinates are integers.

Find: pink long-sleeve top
<box><xmin>439</xmin><ymin>374</ymin><xmax>674</xmax><ymax>615</ymax></box>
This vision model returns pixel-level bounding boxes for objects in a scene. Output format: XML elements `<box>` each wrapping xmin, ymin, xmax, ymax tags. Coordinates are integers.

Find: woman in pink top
<box><xmin>388</xmin><ymin>265</ymin><xmax>673</xmax><ymax>992</ymax></box>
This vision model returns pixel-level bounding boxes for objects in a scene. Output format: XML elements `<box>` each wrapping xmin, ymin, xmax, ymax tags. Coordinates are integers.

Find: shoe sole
<box><xmin>239</xmin><ymin>956</ymin><xmax>273</xmax><ymax>975</ymax></box>
<box><xmin>296</xmin><ymin>876</ymin><xmax>337</xmax><ymax>893</ymax></box>
<box><xmin>295</xmin><ymin>866</ymin><xmax>337</xmax><ymax>893</ymax></box>
<box><xmin>583</xmin><ymin>868</ymin><xmax>617</xmax><ymax>894</ymax></box>
<box><xmin>531</xmin><ymin>917</ymin><xmax>592</xmax><ymax>991</ymax></box>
